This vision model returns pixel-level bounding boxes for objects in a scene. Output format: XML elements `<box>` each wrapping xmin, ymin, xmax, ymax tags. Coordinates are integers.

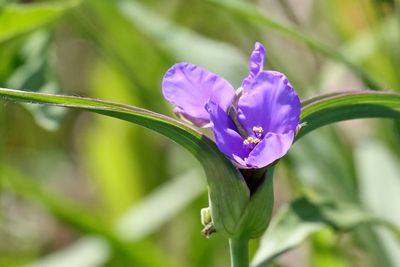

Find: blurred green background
<box><xmin>1</xmin><ymin>0</ymin><xmax>400</xmax><ymax>266</ymax></box>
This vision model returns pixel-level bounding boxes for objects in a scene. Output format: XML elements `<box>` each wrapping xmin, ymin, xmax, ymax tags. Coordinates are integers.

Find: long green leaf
<box><xmin>298</xmin><ymin>91</ymin><xmax>400</xmax><ymax>139</ymax></box>
<box><xmin>208</xmin><ymin>0</ymin><xmax>382</xmax><ymax>89</ymax></box>
<box><xmin>0</xmin><ymin>0</ymin><xmax>81</xmax><ymax>43</ymax></box>
<box><xmin>0</xmin><ymin>87</ymin><xmax>249</xmax><ymax>237</ymax></box>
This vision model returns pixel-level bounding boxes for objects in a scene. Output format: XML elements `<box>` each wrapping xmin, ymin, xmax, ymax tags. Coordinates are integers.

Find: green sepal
<box><xmin>234</xmin><ymin>167</ymin><xmax>275</xmax><ymax>239</ymax></box>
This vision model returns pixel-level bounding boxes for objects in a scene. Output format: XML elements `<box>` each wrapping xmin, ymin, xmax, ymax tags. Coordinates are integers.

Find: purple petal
<box><xmin>237</xmin><ymin>71</ymin><xmax>300</xmax><ymax>135</ymax></box>
<box><xmin>206</xmin><ymin>100</ymin><xmax>248</xmax><ymax>166</ymax></box>
<box><xmin>245</xmin><ymin>131</ymin><xmax>295</xmax><ymax>168</ymax></box>
<box><xmin>241</xmin><ymin>42</ymin><xmax>266</xmax><ymax>89</ymax></box>
<box><xmin>162</xmin><ymin>63</ymin><xmax>235</xmax><ymax>127</ymax></box>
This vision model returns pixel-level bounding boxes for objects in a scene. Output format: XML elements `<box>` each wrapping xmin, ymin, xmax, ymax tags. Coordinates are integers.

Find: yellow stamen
<box><xmin>253</xmin><ymin>126</ymin><xmax>264</xmax><ymax>133</ymax></box>
<box><xmin>243</xmin><ymin>137</ymin><xmax>261</xmax><ymax>145</ymax></box>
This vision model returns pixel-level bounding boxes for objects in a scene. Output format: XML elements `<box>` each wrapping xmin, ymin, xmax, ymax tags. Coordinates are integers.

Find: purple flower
<box><xmin>162</xmin><ymin>42</ymin><xmax>300</xmax><ymax>169</ymax></box>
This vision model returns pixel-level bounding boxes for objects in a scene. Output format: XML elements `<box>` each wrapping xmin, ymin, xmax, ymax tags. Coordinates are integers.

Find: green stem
<box><xmin>229</xmin><ymin>238</ymin><xmax>249</xmax><ymax>267</ymax></box>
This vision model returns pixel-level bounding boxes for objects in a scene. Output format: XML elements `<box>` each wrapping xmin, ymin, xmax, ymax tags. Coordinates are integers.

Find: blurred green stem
<box><xmin>229</xmin><ymin>238</ymin><xmax>249</xmax><ymax>267</ymax></box>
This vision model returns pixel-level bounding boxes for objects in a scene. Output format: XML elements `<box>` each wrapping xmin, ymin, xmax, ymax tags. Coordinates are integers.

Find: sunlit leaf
<box><xmin>0</xmin><ymin>0</ymin><xmax>81</xmax><ymax>43</ymax></box>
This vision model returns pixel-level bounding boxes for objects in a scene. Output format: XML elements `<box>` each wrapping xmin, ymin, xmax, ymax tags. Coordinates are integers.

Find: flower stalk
<box><xmin>229</xmin><ymin>238</ymin><xmax>249</xmax><ymax>267</ymax></box>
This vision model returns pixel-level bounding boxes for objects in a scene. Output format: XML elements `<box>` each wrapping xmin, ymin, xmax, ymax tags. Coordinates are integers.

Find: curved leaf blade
<box><xmin>0</xmin><ymin>87</ymin><xmax>249</xmax><ymax>237</ymax></box>
<box><xmin>298</xmin><ymin>91</ymin><xmax>400</xmax><ymax>140</ymax></box>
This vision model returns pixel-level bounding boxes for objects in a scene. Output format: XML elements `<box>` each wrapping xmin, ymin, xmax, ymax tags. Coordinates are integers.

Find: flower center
<box><xmin>243</xmin><ymin>126</ymin><xmax>264</xmax><ymax>150</ymax></box>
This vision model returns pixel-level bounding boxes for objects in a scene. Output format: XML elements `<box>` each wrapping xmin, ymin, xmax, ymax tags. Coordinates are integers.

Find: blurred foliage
<box><xmin>1</xmin><ymin>0</ymin><xmax>400</xmax><ymax>267</ymax></box>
